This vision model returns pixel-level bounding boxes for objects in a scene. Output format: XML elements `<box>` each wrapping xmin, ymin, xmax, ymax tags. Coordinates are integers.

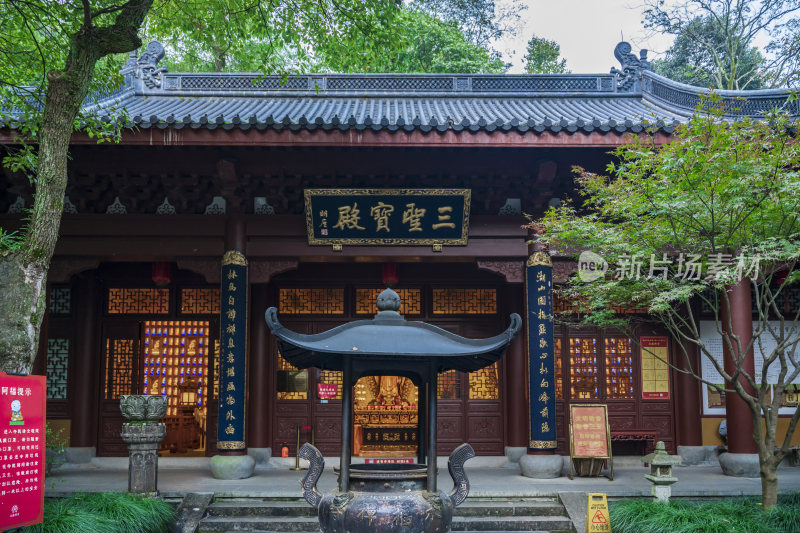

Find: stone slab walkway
<box><xmin>46</xmin><ymin>456</ymin><xmax>800</xmax><ymax>499</ymax></box>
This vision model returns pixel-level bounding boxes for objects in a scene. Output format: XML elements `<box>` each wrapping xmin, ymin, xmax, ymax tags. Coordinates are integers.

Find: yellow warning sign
<box><xmin>586</xmin><ymin>493</ymin><xmax>611</xmax><ymax>533</ymax></box>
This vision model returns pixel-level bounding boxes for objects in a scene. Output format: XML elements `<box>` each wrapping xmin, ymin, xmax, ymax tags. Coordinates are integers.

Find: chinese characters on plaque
<box><xmin>217</xmin><ymin>251</ymin><xmax>248</xmax><ymax>451</ymax></box>
<box><xmin>568</xmin><ymin>404</ymin><xmax>613</xmax><ymax>480</ymax></box>
<box><xmin>0</xmin><ymin>373</ymin><xmax>45</xmax><ymax>530</ymax></box>
<box><xmin>526</xmin><ymin>252</ymin><xmax>556</xmax><ymax>449</ymax></box>
<box><xmin>304</xmin><ymin>189</ymin><xmax>470</xmax><ymax>246</ymax></box>
<box><xmin>640</xmin><ymin>337</ymin><xmax>670</xmax><ymax>399</ymax></box>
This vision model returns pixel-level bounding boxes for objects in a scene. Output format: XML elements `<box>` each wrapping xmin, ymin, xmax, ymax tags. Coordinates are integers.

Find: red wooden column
<box><xmin>505</xmin><ymin>284</ymin><xmax>527</xmax><ymax>448</ymax></box>
<box><xmin>721</xmin><ymin>278</ymin><xmax>757</xmax><ymax>454</ymax></box>
<box><xmin>247</xmin><ymin>284</ymin><xmax>270</xmax><ymax>448</ymax></box>
<box><xmin>674</xmin><ymin>334</ymin><xmax>702</xmax><ymax>446</ymax></box>
<box><xmin>71</xmin><ymin>272</ymin><xmax>101</xmax><ymax>449</ymax></box>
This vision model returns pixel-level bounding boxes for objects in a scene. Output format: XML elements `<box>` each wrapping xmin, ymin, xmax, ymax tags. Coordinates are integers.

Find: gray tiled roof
<box><xmin>21</xmin><ymin>41</ymin><xmax>800</xmax><ymax>134</ymax></box>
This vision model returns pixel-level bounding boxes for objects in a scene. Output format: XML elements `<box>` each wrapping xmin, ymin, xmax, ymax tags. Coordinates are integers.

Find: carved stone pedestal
<box><xmin>121</xmin><ymin>422</ymin><xmax>167</xmax><ymax>495</ymax></box>
<box><xmin>120</xmin><ymin>394</ymin><xmax>169</xmax><ymax>495</ymax></box>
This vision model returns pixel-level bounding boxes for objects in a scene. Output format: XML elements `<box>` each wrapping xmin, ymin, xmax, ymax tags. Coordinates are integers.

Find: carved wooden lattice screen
<box><xmin>605</xmin><ymin>337</ymin><xmax>634</xmax><ymax>399</ymax></box>
<box><xmin>437</xmin><ymin>370</ymin><xmax>461</xmax><ymax>399</ymax></box>
<box><xmin>554</xmin><ymin>338</ymin><xmax>563</xmax><ymax>399</ymax></box>
<box><xmin>181</xmin><ymin>288</ymin><xmax>221</xmax><ymax>315</ymax></box>
<box><xmin>107</xmin><ymin>288</ymin><xmax>169</xmax><ymax>314</ymax></box>
<box><xmin>432</xmin><ymin>288</ymin><xmax>497</xmax><ymax>315</ymax></box>
<box><xmin>46</xmin><ymin>339</ymin><xmax>69</xmax><ymax>399</ymax></box>
<box><xmin>318</xmin><ymin>370</ymin><xmax>343</xmax><ymax>400</ymax></box>
<box><xmin>142</xmin><ymin>321</ymin><xmax>210</xmax><ymax>416</ymax></box>
<box><xmin>278</xmin><ymin>288</ymin><xmax>344</xmax><ymax>315</ymax></box>
<box><xmin>277</xmin><ymin>353</ymin><xmax>307</xmax><ymax>400</ymax></box>
<box><xmin>355</xmin><ymin>288</ymin><xmax>422</xmax><ymax>315</ymax></box>
<box><xmin>569</xmin><ymin>338</ymin><xmax>599</xmax><ymax>399</ymax></box>
<box><xmin>469</xmin><ymin>363</ymin><xmax>499</xmax><ymax>399</ymax></box>
<box><xmin>104</xmin><ymin>339</ymin><xmax>136</xmax><ymax>399</ymax></box>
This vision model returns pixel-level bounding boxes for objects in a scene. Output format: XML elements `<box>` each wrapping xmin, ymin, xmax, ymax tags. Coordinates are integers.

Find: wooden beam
<box><xmin>0</xmin><ymin>127</ymin><xmax>670</xmax><ymax>148</ymax></box>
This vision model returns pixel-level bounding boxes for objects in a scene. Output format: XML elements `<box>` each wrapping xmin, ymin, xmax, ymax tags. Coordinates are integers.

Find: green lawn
<box><xmin>22</xmin><ymin>492</ymin><xmax>173</xmax><ymax>533</ymax></box>
<box><xmin>610</xmin><ymin>493</ymin><xmax>800</xmax><ymax>533</ymax></box>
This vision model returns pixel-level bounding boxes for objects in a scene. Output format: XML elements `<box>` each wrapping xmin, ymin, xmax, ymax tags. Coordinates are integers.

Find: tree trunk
<box><xmin>0</xmin><ymin>1</ymin><xmax>154</xmax><ymax>374</ymax></box>
<box><xmin>760</xmin><ymin>455</ymin><xmax>779</xmax><ymax>509</ymax></box>
<box><xmin>0</xmin><ymin>255</ymin><xmax>47</xmax><ymax>373</ymax></box>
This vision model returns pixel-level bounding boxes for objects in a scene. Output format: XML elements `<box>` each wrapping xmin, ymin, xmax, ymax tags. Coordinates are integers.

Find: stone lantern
<box><xmin>641</xmin><ymin>441</ymin><xmax>681</xmax><ymax>502</ymax></box>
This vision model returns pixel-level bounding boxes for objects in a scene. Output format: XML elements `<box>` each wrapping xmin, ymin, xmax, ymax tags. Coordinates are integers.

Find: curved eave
<box><xmin>265</xmin><ymin>307</ymin><xmax>521</xmax><ymax>373</ymax></box>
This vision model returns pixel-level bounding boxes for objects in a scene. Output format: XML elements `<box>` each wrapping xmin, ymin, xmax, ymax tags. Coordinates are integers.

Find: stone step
<box><xmin>452</xmin><ymin>516</ymin><xmax>574</xmax><ymax>532</ymax></box>
<box><xmin>198</xmin><ymin>516</ymin><xmax>319</xmax><ymax>533</ymax></box>
<box><xmin>197</xmin><ymin>497</ymin><xmax>576</xmax><ymax>533</ymax></box>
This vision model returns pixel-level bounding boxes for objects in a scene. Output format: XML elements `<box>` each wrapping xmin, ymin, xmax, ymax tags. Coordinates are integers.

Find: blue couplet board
<box><xmin>526</xmin><ymin>252</ymin><xmax>556</xmax><ymax>449</ymax></box>
<box><xmin>304</xmin><ymin>188</ymin><xmax>470</xmax><ymax>245</ymax></box>
<box><xmin>217</xmin><ymin>250</ymin><xmax>248</xmax><ymax>451</ymax></box>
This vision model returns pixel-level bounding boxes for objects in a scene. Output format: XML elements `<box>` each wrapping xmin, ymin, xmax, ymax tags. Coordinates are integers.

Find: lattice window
<box><xmin>181</xmin><ymin>288</ymin><xmax>221</xmax><ymax>315</ymax></box>
<box><xmin>432</xmin><ymin>288</ymin><xmax>497</xmax><ymax>315</ymax></box>
<box><xmin>319</xmin><ymin>370</ymin><xmax>343</xmax><ymax>400</ymax></box>
<box><xmin>142</xmin><ymin>321</ymin><xmax>209</xmax><ymax>417</ymax></box>
<box><xmin>469</xmin><ymin>362</ymin><xmax>499</xmax><ymax>399</ymax></box>
<box><xmin>437</xmin><ymin>370</ymin><xmax>461</xmax><ymax>399</ymax></box>
<box><xmin>554</xmin><ymin>338</ymin><xmax>563</xmax><ymax>400</ymax></box>
<box><xmin>49</xmin><ymin>286</ymin><xmax>72</xmax><ymax>315</ymax></box>
<box><xmin>46</xmin><ymin>339</ymin><xmax>69</xmax><ymax>399</ymax></box>
<box><xmin>278</xmin><ymin>288</ymin><xmax>344</xmax><ymax>315</ymax></box>
<box><xmin>605</xmin><ymin>337</ymin><xmax>634</xmax><ymax>399</ymax></box>
<box><xmin>355</xmin><ymin>288</ymin><xmax>422</xmax><ymax>315</ymax></box>
<box><xmin>569</xmin><ymin>338</ymin><xmax>599</xmax><ymax>399</ymax></box>
<box><xmin>213</xmin><ymin>340</ymin><xmax>220</xmax><ymax>398</ymax></box>
<box><xmin>108</xmin><ymin>288</ymin><xmax>169</xmax><ymax>314</ymax></box>
<box><xmin>277</xmin><ymin>352</ymin><xmax>308</xmax><ymax>399</ymax></box>
<box><xmin>104</xmin><ymin>338</ymin><xmax>136</xmax><ymax>399</ymax></box>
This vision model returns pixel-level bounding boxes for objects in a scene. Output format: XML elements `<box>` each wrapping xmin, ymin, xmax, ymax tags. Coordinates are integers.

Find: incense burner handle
<box><xmin>298</xmin><ymin>443</ymin><xmax>324</xmax><ymax>508</ymax></box>
<box><xmin>448</xmin><ymin>443</ymin><xmax>475</xmax><ymax>507</ymax></box>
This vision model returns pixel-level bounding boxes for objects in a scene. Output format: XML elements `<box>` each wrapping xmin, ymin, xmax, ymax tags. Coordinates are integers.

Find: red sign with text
<box><xmin>317</xmin><ymin>383</ymin><xmax>338</xmax><ymax>399</ymax></box>
<box><xmin>0</xmin><ymin>373</ymin><xmax>45</xmax><ymax>531</ymax></box>
<box><xmin>570</xmin><ymin>405</ymin><xmax>610</xmax><ymax>458</ymax></box>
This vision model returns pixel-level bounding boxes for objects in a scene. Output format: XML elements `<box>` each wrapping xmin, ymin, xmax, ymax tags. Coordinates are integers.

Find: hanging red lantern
<box><xmin>382</xmin><ymin>262</ymin><xmax>399</xmax><ymax>287</ymax></box>
<box><xmin>152</xmin><ymin>262</ymin><xmax>172</xmax><ymax>287</ymax></box>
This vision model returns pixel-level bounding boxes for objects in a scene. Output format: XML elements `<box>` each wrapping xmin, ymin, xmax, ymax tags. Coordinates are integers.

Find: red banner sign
<box><xmin>0</xmin><ymin>372</ymin><xmax>45</xmax><ymax>530</ymax></box>
<box><xmin>570</xmin><ymin>405</ymin><xmax>610</xmax><ymax>459</ymax></box>
<box><xmin>317</xmin><ymin>383</ymin><xmax>338</xmax><ymax>399</ymax></box>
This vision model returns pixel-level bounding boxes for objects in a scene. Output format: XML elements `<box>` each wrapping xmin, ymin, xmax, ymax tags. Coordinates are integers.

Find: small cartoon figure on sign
<box><xmin>10</xmin><ymin>399</ymin><xmax>24</xmax><ymax>425</ymax></box>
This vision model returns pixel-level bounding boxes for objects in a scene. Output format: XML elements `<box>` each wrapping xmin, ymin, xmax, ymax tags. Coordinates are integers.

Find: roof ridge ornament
<box><xmin>376</xmin><ymin>288</ymin><xmax>402</xmax><ymax>314</ymax></box>
<box><xmin>135</xmin><ymin>41</ymin><xmax>167</xmax><ymax>89</ymax></box>
<box><xmin>610</xmin><ymin>41</ymin><xmax>651</xmax><ymax>93</ymax></box>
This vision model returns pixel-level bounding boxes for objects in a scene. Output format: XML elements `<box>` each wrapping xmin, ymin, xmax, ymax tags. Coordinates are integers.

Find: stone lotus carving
<box><xmin>120</xmin><ymin>394</ymin><xmax>168</xmax><ymax>421</ymax></box>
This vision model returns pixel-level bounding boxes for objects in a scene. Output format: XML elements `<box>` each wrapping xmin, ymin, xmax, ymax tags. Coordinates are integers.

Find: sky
<box><xmin>496</xmin><ymin>0</ymin><xmax>677</xmax><ymax>73</ymax></box>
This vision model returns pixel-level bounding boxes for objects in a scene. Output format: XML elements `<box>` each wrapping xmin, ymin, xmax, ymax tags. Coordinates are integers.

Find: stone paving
<box><xmin>46</xmin><ymin>455</ymin><xmax>800</xmax><ymax>499</ymax></box>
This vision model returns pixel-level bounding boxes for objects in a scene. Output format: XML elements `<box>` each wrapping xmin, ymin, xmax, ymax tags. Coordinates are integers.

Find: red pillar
<box><xmin>505</xmin><ymin>285</ymin><xmax>527</xmax><ymax>448</ymax></box>
<box><xmin>247</xmin><ymin>284</ymin><xmax>270</xmax><ymax>448</ymax></box>
<box><xmin>721</xmin><ymin>278</ymin><xmax>757</xmax><ymax>454</ymax></box>
<box><xmin>71</xmin><ymin>272</ymin><xmax>101</xmax><ymax>447</ymax></box>
<box><xmin>674</xmin><ymin>335</ymin><xmax>702</xmax><ymax>446</ymax></box>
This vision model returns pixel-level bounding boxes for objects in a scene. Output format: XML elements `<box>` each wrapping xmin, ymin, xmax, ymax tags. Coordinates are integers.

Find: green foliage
<box><xmin>653</xmin><ymin>16</ymin><xmax>765</xmax><ymax>89</ymax></box>
<box><xmin>22</xmin><ymin>492</ymin><xmax>174</xmax><ymax>533</ymax></box>
<box><xmin>643</xmin><ymin>0</ymin><xmax>800</xmax><ymax>89</ymax></box>
<box><xmin>610</xmin><ymin>494</ymin><xmax>800</xmax><ymax>533</ymax></box>
<box><xmin>531</xmin><ymin>101</ymin><xmax>800</xmax><ymax>507</ymax></box>
<box><xmin>320</xmin><ymin>8</ymin><xmax>506</xmax><ymax>73</ymax></box>
<box><xmin>45</xmin><ymin>424</ymin><xmax>68</xmax><ymax>476</ymax></box>
<box><xmin>0</xmin><ymin>228</ymin><xmax>24</xmax><ymax>255</ymax></box>
<box><xmin>523</xmin><ymin>35</ymin><xmax>568</xmax><ymax>74</ymax></box>
<box><xmin>410</xmin><ymin>0</ymin><xmax>523</xmax><ymax>47</ymax></box>
<box><xmin>146</xmin><ymin>0</ymin><xmax>401</xmax><ymax>75</ymax></box>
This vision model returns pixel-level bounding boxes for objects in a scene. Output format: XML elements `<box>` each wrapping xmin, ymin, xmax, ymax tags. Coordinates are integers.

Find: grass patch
<box><xmin>610</xmin><ymin>493</ymin><xmax>800</xmax><ymax>533</ymax></box>
<box><xmin>22</xmin><ymin>492</ymin><xmax>174</xmax><ymax>533</ymax></box>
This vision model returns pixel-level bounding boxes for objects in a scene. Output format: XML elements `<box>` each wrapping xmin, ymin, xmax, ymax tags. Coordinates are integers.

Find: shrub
<box><xmin>23</xmin><ymin>492</ymin><xmax>174</xmax><ymax>533</ymax></box>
